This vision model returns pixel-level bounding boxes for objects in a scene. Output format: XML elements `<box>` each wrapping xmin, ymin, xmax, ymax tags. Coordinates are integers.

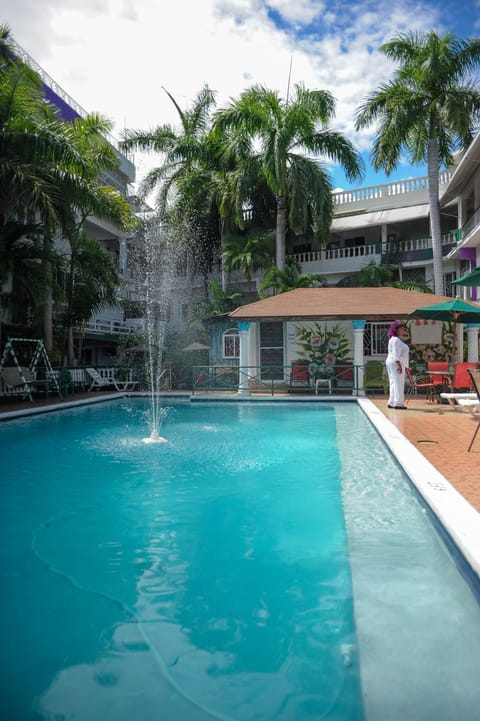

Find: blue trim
<box><xmin>237</xmin><ymin>321</ymin><xmax>251</xmax><ymax>332</ymax></box>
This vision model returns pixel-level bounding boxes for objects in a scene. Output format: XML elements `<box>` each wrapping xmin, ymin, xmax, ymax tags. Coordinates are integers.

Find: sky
<box><xmin>3</xmin><ymin>0</ymin><xmax>480</xmax><ymax>193</ymax></box>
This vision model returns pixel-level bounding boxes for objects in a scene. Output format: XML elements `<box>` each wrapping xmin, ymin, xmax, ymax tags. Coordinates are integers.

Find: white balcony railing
<box><xmin>289</xmin><ymin>232</ymin><xmax>457</xmax><ymax>275</ymax></box>
<box><xmin>461</xmin><ymin>206</ymin><xmax>480</xmax><ymax>241</ymax></box>
<box><xmin>332</xmin><ymin>170</ymin><xmax>453</xmax><ymax>207</ymax></box>
<box><xmin>83</xmin><ymin>319</ymin><xmax>138</xmax><ymax>336</ymax></box>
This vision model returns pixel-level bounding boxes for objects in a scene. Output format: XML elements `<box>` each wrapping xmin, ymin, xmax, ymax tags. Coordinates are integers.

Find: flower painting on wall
<box><xmin>408</xmin><ymin>319</ymin><xmax>456</xmax><ymax>367</ymax></box>
<box><xmin>294</xmin><ymin>322</ymin><xmax>351</xmax><ymax>378</ymax></box>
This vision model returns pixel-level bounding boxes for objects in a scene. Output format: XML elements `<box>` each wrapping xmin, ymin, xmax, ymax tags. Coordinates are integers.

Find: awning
<box><xmin>331</xmin><ymin>203</ymin><xmax>430</xmax><ymax>232</ymax></box>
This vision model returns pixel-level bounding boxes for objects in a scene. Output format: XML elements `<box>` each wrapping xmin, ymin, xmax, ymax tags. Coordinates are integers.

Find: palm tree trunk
<box><xmin>428</xmin><ymin>139</ymin><xmax>443</xmax><ymax>295</ymax></box>
<box><xmin>276</xmin><ymin>195</ymin><xmax>287</xmax><ymax>271</ymax></box>
<box><xmin>42</xmin><ymin>234</ymin><xmax>53</xmax><ymax>352</ymax></box>
<box><xmin>220</xmin><ymin>221</ymin><xmax>229</xmax><ymax>292</ymax></box>
<box><xmin>65</xmin><ymin>236</ymin><xmax>77</xmax><ymax>366</ymax></box>
<box><xmin>67</xmin><ymin>326</ymin><xmax>75</xmax><ymax>366</ymax></box>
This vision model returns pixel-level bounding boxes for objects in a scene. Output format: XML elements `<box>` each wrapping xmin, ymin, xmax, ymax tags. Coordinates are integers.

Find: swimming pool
<box><xmin>1</xmin><ymin>399</ymin><xmax>480</xmax><ymax>721</ymax></box>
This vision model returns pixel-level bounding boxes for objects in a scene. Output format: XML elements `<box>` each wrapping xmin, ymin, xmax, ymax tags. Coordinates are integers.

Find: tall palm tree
<box><xmin>214</xmin><ymin>83</ymin><xmax>363</xmax><ymax>270</ymax></box>
<box><xmin>121</xmin><ymin>85</ymin><xmax>219</xmax><ymax>283</ymax></box>
<box><xmin>0</xmin><ymin>26</ymin><xmax>135</xmax><ymax>357</ymax></box>
<box><xmin>355</xmin><ymin>31</ymin><xmax>480</xmax><ymax>294</ymax></box>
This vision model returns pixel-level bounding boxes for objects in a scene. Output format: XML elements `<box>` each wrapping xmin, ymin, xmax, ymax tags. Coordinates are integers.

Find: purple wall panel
<box><xmin>43</xmin><ymin>84</ymin><xmax>81</xmax><ymax>123</ymax></box>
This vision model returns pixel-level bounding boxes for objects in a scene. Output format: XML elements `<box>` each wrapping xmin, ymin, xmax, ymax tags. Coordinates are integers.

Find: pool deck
<box><xmin>371</xmin><ymin>397</ymin><xmax>479</xmax><ymax>512</ymax></box>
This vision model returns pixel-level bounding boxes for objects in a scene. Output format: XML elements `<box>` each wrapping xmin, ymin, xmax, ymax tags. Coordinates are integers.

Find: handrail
<box><xmin>191</xmin><ymin>364</ymin><xmax>383</xmax><ymax>396</ymax></box>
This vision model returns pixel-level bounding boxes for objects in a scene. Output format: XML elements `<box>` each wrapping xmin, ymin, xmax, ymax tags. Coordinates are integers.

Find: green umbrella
<box><xmin>451</xmin><ymin>267</ymin><xmax>480</xmax><ymax>287</ymax></box>
<box><xmin>410</xmin><ymin>298</ymin><xmax>480</xmax><ymax>357</ymax></box>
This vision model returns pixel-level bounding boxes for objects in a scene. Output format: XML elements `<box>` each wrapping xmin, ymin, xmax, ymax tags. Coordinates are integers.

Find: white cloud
<box><xmin>3</xmin><ymin>0</ymin><xmax>465</xmax><ymax>188</ymax></box>
<box><xmin>266</xmin><ymin>0</ymin><xmax>326</xmax><ymax>24</ymax></box>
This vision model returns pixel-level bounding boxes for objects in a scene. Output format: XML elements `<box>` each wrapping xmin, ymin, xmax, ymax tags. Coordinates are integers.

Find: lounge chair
<box><xmin>440</xmin><ymin>392</ymin><xmax>478</xmax><ymax>409</ymax></box>
<box><xmin>85</xmin><ymin>367</ymin><xmax>138</xmax><ymax>392</ymax></box>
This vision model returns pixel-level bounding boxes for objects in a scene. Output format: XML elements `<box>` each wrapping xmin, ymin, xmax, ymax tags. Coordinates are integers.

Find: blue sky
<box><xmin>4</xmin><ymin>0</ymin><xmax>480</xmax><ymax>191</ymax></box>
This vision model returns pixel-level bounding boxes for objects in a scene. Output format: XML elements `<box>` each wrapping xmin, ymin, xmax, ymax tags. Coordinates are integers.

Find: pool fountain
<box><xmin>134</xmin><ymin>215</ymin><xmax>179</xmax><ymax>443</ymax></box>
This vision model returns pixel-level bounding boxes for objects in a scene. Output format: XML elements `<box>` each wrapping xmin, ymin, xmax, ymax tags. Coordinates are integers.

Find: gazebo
<box><xmin>228</xmin><ymin>287</ymin><xmax>480</xmax><ymax>395</ymax></box>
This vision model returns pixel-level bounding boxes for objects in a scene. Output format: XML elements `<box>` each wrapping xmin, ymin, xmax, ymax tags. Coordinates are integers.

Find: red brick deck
<box><xmin>372</xmin><ymin>397</ymin><xmax>480</xmax><ymax>512</ymax></box>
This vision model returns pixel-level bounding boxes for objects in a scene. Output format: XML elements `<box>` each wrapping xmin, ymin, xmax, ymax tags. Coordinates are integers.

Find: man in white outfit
<box><xmin>385</xmin><ymin>321</ymin><xmax>410</xmax><ymax>409</ymax></box>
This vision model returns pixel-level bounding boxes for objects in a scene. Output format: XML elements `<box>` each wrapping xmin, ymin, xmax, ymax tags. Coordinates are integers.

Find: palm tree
<box><xmin>63</xmin><ymin>234</ymin><xmax>119</xmax><ymax>364</ymax></box>
<box><xmin>222</xmin><ymin>231</ymin><xmax>274</xmax><ymax>292</ymax></box>
<box><xmin>55</xmin><ymin>113</ymin><xmax>135</xmax><ymax>363</ymax></box>
<box><xmin>336</xmin><ymin>260</ymin><xmax>432</xmax><ymax>292</ymax></box>
<box><xmin>214</xmin><ymin>83</ymin><xmax>363</xmax><ymax>270</ymax></box>
<box><xmin>259</xmin><ymin>256</ymin><xmax>326</xmax><ymax>297</ymax></box>
<box><xmin>355</xmin><ymin>31</ymin><xmax>480</xmax><ymax>294</ymax></box>
<box><xmin>121</xmin><ymin>85</ymin><xmax>219</xmax><ymax>282</ymax></box>
<box><xmin>0</xmin><ymin>23</ymin><xmax>18</xmax><ymax>65</ymax></box>
<box><xmin>194</xmin><ymin>279</ymin><xmax>242</xmax><ymax>321</ymax></box>
<box><xmin>0</xmin><ymin>27</ymin><xmax>135</xmax><ymax>359</ymax></box>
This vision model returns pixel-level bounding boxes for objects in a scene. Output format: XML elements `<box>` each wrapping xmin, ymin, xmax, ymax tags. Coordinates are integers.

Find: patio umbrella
<box><xmin>409</xmin><ymin>298</ymin><xmax>480</xmax><ymax>358</ymax></box>
<box><xmin>182</xmin><ymin>341</ymin><xmax>209</xmax><ymax>352</ymax></box>
<box><xmin>451</xmin><ymin>267</ymin><xmax>480</xmax><ymax>287</ymax></box>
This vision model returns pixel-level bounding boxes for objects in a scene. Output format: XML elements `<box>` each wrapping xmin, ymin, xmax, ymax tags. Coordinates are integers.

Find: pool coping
<box><xmin>1</xmin><ymin>392</ymin><xmax>479</xmax><ymax>581</ymax></box>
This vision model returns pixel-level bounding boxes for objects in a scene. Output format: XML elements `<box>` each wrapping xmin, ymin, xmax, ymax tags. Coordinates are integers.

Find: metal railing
<box><xmin>82</xmin><ymin>319</ymin><xmax>138</xmax><ymax>336</ymax></box>
<box><xmin>191</xmin><ymin>364</ymin><xmax>387</xmax><ymax>396</ymax></box>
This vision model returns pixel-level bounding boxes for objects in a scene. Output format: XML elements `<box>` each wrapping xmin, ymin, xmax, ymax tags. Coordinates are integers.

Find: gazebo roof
<box><xmin>228</xmin><ymin>287</ymin><xmax>455</xmax><ymax>322</ymax></box>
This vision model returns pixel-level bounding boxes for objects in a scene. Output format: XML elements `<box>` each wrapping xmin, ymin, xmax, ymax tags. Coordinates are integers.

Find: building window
<box><xmin>223</xmin><ymin>328</ymin><xmax>240</xmax><ymax>358</ymax></box>
<box><xmin>444</xmin><ymin>272</ymin><xmax>456</xmax><ymax>298</ymax></box>
<box><xmin>259</xmin><ymin>321</ymin><xmax>284</xmax><ymax>379</ymax></box>
<box><xmin>364</xmin><ymin>322</ymin><xmax>390</xmax><ymax>357</ymax></box>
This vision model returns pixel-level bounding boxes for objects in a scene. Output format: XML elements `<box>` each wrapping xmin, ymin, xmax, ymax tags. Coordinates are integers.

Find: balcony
<box><xmin>290</xmin><ymin>232</ymin><xmax>458</xmax><ymax>276</ymax></box>
<box><xmin>80</xmin><ymin>319</ymin><xmax>140</xmax><ymax>338</ymax></box>
<box><xmin>332</xmin><ymin>170</ymin><xmax>453</xmax><ymax>212</ymax></box>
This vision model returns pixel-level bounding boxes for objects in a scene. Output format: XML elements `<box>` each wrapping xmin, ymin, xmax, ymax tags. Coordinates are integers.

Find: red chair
<box><xmin>452</xmin><ymin>362</ymin><xmax>478</xmax><ymax>391</ymax></box>
<box><xmin>427</xmin><ymin>361</ymin><xmax>452</xmax><ymax>391</ymax></box>
<box><xmin>290</xmin><ymin>360</ymin><xmax>310</xmax><ymax>388</ymax></box>
<box><xmin>405</xmin><ymin>368</ymin><xmax>436</xmax><ymax>403</ymax></box>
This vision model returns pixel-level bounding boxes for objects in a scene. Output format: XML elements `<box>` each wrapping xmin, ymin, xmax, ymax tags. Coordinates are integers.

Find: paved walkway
<box><xmin>372</xmin><ymin>397</ymin><xmax>480</xmax><ymax>512</ymax></box>
<box><xmin>1</xmin><ymin>391</ymin><xmax>479</xmax><ymax>511</ymax></box>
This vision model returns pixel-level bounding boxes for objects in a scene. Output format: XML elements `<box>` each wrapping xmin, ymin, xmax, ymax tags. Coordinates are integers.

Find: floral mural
<box><xmin>407</xmin><ymin>319</ymin><xmax>456</xmax><ymax>368</ymax></box>
<box><xmin>294</xmin><ymin>322</ymin><xmax>351</xmax><ymax>378</ymax></box>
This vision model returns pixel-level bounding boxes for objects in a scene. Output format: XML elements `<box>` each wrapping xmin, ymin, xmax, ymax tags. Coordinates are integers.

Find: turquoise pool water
<box><xmin>1</xmin><ymin>400</ymin><xmax>480</xmax><ymax>721</ymax></box>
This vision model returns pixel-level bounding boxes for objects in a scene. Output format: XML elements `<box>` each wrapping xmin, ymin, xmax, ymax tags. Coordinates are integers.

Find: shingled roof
<box><xmin>228</xmin><ymin>287</ymin><xmax>457</xmax><ymax>322</ymax></box>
